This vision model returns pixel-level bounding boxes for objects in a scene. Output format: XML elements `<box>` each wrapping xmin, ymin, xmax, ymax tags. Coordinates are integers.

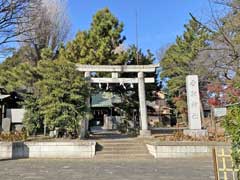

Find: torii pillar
<box><xmin>80</xmin><ymin>71</ymin><xmax>91</xmax><ymax>139</ymax></box>
<box><xmin>138</xmin><ymin>72</ymin><xmax>151</xmax><ymax>137</ymax></box>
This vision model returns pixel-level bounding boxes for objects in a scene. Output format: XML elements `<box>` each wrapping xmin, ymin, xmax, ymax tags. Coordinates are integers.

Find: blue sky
<box><xmin>68</xmin><ymin>0</ymin><xmax>217</xmax><ymax>57</ymax></box>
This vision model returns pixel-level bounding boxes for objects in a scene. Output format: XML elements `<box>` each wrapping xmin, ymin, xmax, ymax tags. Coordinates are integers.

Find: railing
<box><xmin>212</xmin><ymin>147</ymin><xmax>239</xmax><ymax>180</ymax></box>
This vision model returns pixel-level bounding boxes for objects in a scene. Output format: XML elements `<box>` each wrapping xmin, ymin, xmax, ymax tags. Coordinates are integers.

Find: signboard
<box><xmin>214</xmin><ymin>108</ymin><xmax>227</xmax><ymax>117</ymax></box>
<box><xmin>6</xmin><ymin>109</ymin><xmax>25</xmax><ymax>123</ymax></box>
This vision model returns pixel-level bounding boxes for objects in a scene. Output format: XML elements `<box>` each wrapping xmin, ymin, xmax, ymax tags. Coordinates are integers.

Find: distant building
<box><xmin>147</xmin><ymin>91</ymin><xmax>172</xmax><ymax>128</ymax></box>
<box><xmin>89</xmin><ymin>92</ymin><xmax>122</xmax><ymax>131</ymax></box>
<box><xmin>0</xmin><ymin>87</ymin><xmax>24</xmax><ymax>132</ymax></box>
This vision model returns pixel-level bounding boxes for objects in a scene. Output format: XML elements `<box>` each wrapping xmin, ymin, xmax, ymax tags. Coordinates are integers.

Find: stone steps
<box><xmin>96</xmin><ymin>150</ymin><xmax>148</xmax><ymax>154</ymax></box>
<box><xmin>95</xmin><ymin>139</ymin><xmax>153</xmax><ymax>160</ymax></box>
<box><xmin>96</xmin><ymin>142</ymin><xmax>146</xmax><ymax>146</ymax></box>
<box><xmin>95</xmin><ymin>154</ymin><xmax>152</xmax><ymax>160</ymax></box>
<box><xmin>98</xmin><ymin>147</ymin><xmax>148</xmax><ymax>150</ymax></box>
<box><xmin>97</xmin><ymin>144</ymin><xmax>144</xmax><ymax>148</ymax></box>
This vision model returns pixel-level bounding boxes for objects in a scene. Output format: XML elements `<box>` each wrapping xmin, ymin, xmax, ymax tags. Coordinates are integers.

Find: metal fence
<box><xmin>212</xmin><ymin>148</ymin><xmax>239</xmax><ymax>180</ymax></box>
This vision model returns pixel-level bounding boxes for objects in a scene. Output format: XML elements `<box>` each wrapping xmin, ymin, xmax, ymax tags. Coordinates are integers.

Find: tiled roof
<box><xmin>0</xmin><ymin>94</ymin><xmax>10</xmax><ymax>100</ymax></box>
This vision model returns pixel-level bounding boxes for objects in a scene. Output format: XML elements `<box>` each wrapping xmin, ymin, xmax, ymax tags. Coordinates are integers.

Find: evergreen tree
<box><xmin>0</xmin><ymin>62</ymin><xmax>38</xmax><ymax>93</ymax></box>
<box><xmin>0</xmin><ymin>47</ymin><xmax>90</xmax><ymax>135</ymax></box>
<box><xmin>160</xmin><ymin>18</ymin><xmax>209</xmax><ymax>123</ymax></box>
<box><xmin>62</xmin><ymin>8</ymin><xmax>126</xmax><ymax>65</ymax></box>
<box><xmin>35</xmin><ymin>59</ymin><xmax>89</xmax><ymax>133</ymax></box>
<box><xmin>125</xmin><ymin>45</ymin><xmax>154</xmax><ymax>65</ymax></box>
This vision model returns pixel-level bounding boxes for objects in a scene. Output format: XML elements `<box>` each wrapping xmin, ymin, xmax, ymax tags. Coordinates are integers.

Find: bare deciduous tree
<box><xmin>18</xmin><ymin>0</ymin><xmax>71</xmax><ymax>62</ymax></box>
<box><xmin>191</xmin><ymin>0</ymin><xmax>240</xmax><ymax>82</ymax></box>
<box><xmin>0</xmin><ymin>0</ymin><xmax>39</xmax><ymax>55</ymax></box>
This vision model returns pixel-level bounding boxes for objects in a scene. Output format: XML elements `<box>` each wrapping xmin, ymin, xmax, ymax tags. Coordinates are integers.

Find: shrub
<box><xmin>223</xmin><ymin>106</ymin><xmax>240</xmax><ymax>177</ymax></box>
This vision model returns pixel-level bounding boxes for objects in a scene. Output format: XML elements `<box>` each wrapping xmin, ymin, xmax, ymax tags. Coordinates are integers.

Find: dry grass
<box><xmin>155</xmin><ymin>131</ymin><xmax>229</xmax><ymax>142</ymax></box>
<box><xmin>0</xmin><ymin>131</ymin><xmax>27</xmax><ymax>142</ymax></box>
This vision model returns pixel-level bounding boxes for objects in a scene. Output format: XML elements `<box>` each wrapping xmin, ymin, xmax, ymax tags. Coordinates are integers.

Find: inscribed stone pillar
<box><xmin>138</xmin><ymin>72</ymin><xmax>151</xmax><ymax>136</ymax></box>
<box><xmin>186</xmin><ymin>75</ymin><xmax>201</xmax><ymax>130</ymax></box>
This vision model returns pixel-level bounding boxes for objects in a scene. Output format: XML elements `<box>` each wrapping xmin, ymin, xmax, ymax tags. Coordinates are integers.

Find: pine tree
<box><xmin>160</xmin><ymin>18</ymin><xmax>209</xmax><ymax>123</ymax></box>
<box><xmin>35</xmin><ymin>59</ymin><xmax>89</xmax><ymax>133</ymax></box>
<box><xmin>62</xmin><ymin>8</ymin><xmax>126</xmax><ymax>65</ymax></box>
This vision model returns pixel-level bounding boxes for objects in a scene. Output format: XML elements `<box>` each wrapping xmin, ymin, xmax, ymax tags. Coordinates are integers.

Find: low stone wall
<box><xmin>146</xmin><ymin>142</ymin><xmax>230</xmax><ymax>158</ymax></box>
<box><xmin>0</xmin><ymin>141</ymin><xmax>96</xmax><ymax>160</ymax></box>
<box><xmin>0</xmin><ymin>142</ymin><xmax>12</xmax><ymax>160</ymax></box>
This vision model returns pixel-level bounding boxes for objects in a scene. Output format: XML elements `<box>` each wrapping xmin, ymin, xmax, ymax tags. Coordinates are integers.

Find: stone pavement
<box><xmin>0</xmin><ymin>158</ymin><xmax>214</xmax><ymax>180</ymax></box>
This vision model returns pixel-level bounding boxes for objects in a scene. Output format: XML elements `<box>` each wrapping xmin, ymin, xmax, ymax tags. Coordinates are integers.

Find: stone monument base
<box><xmin>139</xmin><ymin>130</ymin><xmax>151</xmax><ymax>137</ymax></box>
<box><xmin>183</xmin><ymin>129</ymin><xmax>208</xmax><ymax>138</ymax></box>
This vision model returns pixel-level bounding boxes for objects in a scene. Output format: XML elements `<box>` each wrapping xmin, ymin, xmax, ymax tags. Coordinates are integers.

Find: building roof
<box><xmin>0</xmin><ymin>94</ymin><xmax>10</xmax><ymax>100</ymax></box>
<box><xmin>91</xmin><ymin>92</ymin><xmax>121</xmax><ymax>108</ymax></box>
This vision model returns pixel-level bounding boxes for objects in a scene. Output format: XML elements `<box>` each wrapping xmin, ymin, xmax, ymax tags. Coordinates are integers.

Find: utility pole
<box><xmin>136</xmin><ymin>10</ymin><xmax>139</xmax><ymax>65</ymax></box>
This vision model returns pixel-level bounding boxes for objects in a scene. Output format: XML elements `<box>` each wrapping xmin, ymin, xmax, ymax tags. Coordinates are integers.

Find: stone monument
<box><xmin>2</xmin><ymin>118</ymin><xmax>11</xmax><ymax>132</ymax></box>
<box><xmin>183</xmin><ymin>75</ymin><xmax>207</xmax><ymax>137</ymax></box>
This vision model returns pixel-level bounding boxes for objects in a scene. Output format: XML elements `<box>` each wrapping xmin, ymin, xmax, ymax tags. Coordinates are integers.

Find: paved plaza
<box><xmin>0</xmin><ymin>158</ymin><xmax>215</xmax><ymax>180</ymax></box>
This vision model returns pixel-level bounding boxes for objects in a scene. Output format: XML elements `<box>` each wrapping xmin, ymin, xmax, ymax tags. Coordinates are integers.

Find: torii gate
<box><xmin>76</xmin><ymin>64</ymin><xmax>159</xmax><ymax>137</ymax></box>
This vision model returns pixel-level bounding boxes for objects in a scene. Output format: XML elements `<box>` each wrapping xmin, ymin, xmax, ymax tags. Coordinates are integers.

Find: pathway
<box><xmin>0</xmin><ymin>158</ymin><xmax>214</xmax><ymax>180</ymax></box>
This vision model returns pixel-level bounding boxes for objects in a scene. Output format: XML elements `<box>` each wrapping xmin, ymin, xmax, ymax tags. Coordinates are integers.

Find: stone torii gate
<box><xmin>76</xmin><ymin>64</ymin><xmax>159</xmax><ymax>137</ymax></box>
